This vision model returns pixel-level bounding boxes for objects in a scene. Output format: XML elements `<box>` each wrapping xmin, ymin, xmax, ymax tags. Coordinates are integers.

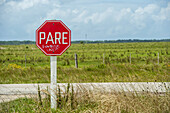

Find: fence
<box><xmin>1</xmin><ymin>51</ymin><xmax>168</xmax><ymax>68</ymax></box>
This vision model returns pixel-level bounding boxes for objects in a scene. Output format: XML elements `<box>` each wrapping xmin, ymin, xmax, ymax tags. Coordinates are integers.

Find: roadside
<box><xmin>0</xmin><ymin>82</ymin><xmax>169</xmax><ymax>103</ymax></box>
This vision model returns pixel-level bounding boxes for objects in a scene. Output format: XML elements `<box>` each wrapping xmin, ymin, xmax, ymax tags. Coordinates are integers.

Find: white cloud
<box><xmin>0</xmin><ymin>0</ymin><xmax>6</xmax><ymax>5</ymax></box>
<box><xmin>72</xmin><ymin>9</ymin><xmax>79</xmax><ymax>14</ymax></box>
<box><xmin>115</xmin><ymin>8</ymin><xmax>132</xmax><ymax>22</ymax></box>
<box><xmin>72</xmin><ymin>10</ymin><xmax>87</xmax><ymax>23</ymax></box>
<box><xmin>42</xmin><ymin>2</ymin><xmax>170</xmax><ymax>39</ymax></box>
<box><xmin>144</xmin><ymin>4</ymin><xmax>159</xmax><ymax>14</ymax></box>
<box><xmin>129</xmin><ymin>4</ymin><xmax>161</xmax><ymax>29</ymax></box>
<box><xmin>44</xmin><ymin>8</ymin><xmax>71</xmax><ymax>22</ymax></box>
<box><xmin>152</xmin><ymin>3</ymin><xmax>170</xmax><ymax>21</ymax></box>
<box><xmin>0</xmin><ymin>0</ymin><xmax>170</xmax><ymax>41</ymax></box>
<box><xmin>84</xmin><ymin>8</ymin><xmax>114</xmax><ymax>24</ymax></box>
<box><xmin>159</xmin><ymin>3</ymin><xmax>170</xmax><ymax>20</ymax></box>
<box><xmin>6</xmin><ymin>0</ymin><xmax>49</xmax><ymax>11</ymax></box>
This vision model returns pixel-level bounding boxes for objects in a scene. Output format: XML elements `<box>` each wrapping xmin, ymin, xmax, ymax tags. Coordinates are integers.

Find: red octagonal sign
<box><xmin>36</xmin><ymin>20</ymin><xmax>71</xmax><ymax>56</ymax></box>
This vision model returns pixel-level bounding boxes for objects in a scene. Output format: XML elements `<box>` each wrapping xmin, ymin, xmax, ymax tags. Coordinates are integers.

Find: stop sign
<box><xmin>36</xmin><ymin>20</ymin><xmax>71</xmax><ymax>56</ymax></box>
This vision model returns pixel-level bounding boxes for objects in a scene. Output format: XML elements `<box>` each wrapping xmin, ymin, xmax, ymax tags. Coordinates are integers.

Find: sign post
<box><xmin>50</xmin><ymin>56</ymin><xmax>57</xmax><ymax>109</ymax></box>
<box><xmin>36</xmin><ymin>20</ymin><xmax>71</xmax><ymax>110</ymax></box>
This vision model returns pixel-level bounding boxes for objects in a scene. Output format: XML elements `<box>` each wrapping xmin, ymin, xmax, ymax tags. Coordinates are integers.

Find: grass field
<box><xmin>0</xmin><ymin>42</ymin><xmax>169</xmax><ymax>112</ymax></box>
<box><xmin>0</xmin><ymin>86</ymin><xmax>169</xmax><ymax>112</ymax></box>
<box><xmin>0</xmin><ymin>42</ymin><xmax>170</xmax><ymax>84</ymax></box>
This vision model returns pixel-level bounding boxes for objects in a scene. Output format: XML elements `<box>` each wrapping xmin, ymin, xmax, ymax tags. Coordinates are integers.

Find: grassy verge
<box><xmin>0</xmin><ymin>85</ymin><xmax>169</xmax><ymax>113</ymax></box>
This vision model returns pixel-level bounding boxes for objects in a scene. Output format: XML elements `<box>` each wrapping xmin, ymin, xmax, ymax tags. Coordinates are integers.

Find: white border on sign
<box><xmin>36</xmin><ymin>20</ymin><xmax>71</xmax><ymax>56</ymax></box>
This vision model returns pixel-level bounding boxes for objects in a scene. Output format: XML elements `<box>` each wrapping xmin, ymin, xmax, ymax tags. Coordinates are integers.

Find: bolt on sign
<box><xmin>36</xmin><ymin>20</ymin><xmax>71</xmax><ymax>56</ymax></box>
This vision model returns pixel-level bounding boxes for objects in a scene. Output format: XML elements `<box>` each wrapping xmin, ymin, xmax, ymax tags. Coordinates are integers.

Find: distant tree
<box><xmin>80</xmin><ymin>41</ymin><xmax>84</xmax><ymax>44</ymax></box>
<box><xmin>0</xmin><ymin>39</ymin><xmax>169</xmax><ymax>45</ymax></box>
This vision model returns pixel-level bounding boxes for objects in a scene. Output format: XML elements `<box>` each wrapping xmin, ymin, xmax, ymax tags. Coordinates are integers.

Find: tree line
<box><xmin>0</xmin><ymin>39</ymin><xmax>169</xmax><ymax>45</ymax></box>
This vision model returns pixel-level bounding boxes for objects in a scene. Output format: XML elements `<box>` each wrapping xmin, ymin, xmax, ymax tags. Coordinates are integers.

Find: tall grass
<box><xmin>0</xmin><ymin>84</ymin><xmax>169</xmax><ymax>112</ymax></box>
<box><xmin>0</xmin><ymin>63</ymin><xmax>169</xmax><ymax>84</ymax></box>
<box><xmin>0</xmin><ymin>42</ymin><xmax>169</xmax><ymax>112</ymax></box>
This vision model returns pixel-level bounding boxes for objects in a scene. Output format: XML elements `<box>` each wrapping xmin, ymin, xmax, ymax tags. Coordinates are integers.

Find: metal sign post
<box><xmin>50</xmin><ymin>56</ymin><xmax>57</xmax><ymax>109</ymax></box>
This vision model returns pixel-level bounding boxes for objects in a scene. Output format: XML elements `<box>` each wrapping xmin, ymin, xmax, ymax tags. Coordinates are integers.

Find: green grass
<box><xmin>0</xmin><ymin>63</ymin><xmax>169</xmax><ymax>84</ymax></box>
<box><xmin>0</xmin><ymin>42</ymin><xmax>169</xmax><ymax>112</ymax></box>
<box><xmin>0</xmin><ymin>97</ymin><xmax>98</xmax><ymax>113</ymax></box>
<box><xmin>0</xmin><ymin>42</ymin><xmax>170</xmax><ymax>84</ymax></box>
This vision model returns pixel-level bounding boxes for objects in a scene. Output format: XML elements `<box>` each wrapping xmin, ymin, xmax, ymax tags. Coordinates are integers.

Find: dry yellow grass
<box><xmin>83</xmin><ymin>92</ymin><xmax>170</xmax><ymax>113</ymax></box>
<box><xmin>0</xmin><ymin>84</ymin><xmax>169</xmax><ymax>112</ymax></box>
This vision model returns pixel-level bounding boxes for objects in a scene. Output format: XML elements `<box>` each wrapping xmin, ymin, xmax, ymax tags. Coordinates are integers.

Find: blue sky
<box><xmin>0</xmin><ymin>0</ymin><xmax>170</xmax><ymax>41</ymax></box>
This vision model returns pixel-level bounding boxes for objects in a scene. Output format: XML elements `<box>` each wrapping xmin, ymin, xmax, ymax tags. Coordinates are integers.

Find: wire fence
<box><xmin>1</xmin><ymin>52</ymin><xmax>169</xmax><ymax>68</ymax></box>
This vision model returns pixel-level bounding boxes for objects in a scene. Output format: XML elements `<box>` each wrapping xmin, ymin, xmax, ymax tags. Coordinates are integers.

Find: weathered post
<box><xmin>50</xmin><ymin>56</ymin><xmax>57</xmax><ymax>109</ymax></box>
<box><xmin>103</xmin><ymin>53</ymin><xmax>105</xmax><ymax>64</ymax></box>
<box><xmin>130</xmin><ymin>53</ymin><xmax>131</xmax><ymax>64</ymax></box>
<box><xmin>75</xmin><ymin>53</ymin><xmax>78</xmax><ymax>68</ymax></box>
<box><xmin>25</xmin><ymin>54</ymin><xmax>26</xmax><ymax>68</ymax></box>
<box><xmin>158</xmin><ymin>52</ymin><xmax>159</xmax><ymax>65</ymax></box>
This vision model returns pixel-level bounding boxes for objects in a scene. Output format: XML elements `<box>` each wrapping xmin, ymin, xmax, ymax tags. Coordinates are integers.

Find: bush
<box><xmin>97</xmin><ymin>64</ymin><xmax>106</xmax><ymax>69</ymax></box>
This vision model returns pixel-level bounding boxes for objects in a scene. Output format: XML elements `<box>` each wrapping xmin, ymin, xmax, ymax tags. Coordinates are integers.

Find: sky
<box><xmin>0</xmin><ymin>0</ymin><xmax>170</xmax><ymax>41</ymax></box>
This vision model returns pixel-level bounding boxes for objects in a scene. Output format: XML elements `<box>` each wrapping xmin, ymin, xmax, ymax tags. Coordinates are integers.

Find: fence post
<box><xmin>25</xmin><ymin>54</ymin><xmax>26</xmax><ymax>68</ymax></box>
<box><xmin>75</xmin><ymin>53</ymin><xmax>78</xmax><ymax>68</ymax></box>
<box><xmin>103</xmin><ymin>53</ymin><xmax>105</xmax><ymax>64</ymax></box>
<box><xmin>158</xmin><ymin>52</ymin><xmax>159</xmax><ymax>65</ymax></box>
<box><xmin>130</xmin><ymin>53</ymin><xmax>131</xmax><ymax>64</ymax></box>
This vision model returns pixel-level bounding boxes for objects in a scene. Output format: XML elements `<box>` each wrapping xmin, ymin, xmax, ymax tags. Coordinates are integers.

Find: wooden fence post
<box><xmin>158</xmin><ymin>52</ymin><xmax>159</xmax><ymax>65</ymax></box>
<box><xmin>130</xmin><ymin>53</ymin><xmax>131</xmax><ymax>64</ymax></box>
<box><xmin>75</xmin><ymin>53</ymin><xmax>78</xmax><ymax>68</ymax></box>
<box><xmin>25</xmin><ymin>54</ymin><xmax>26</xmax><ymax>68</ymax></box>
<box><xmin>103</xmin><ymin>53</ymin><xmax>105</xmax><ymax>64</ymax></box>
